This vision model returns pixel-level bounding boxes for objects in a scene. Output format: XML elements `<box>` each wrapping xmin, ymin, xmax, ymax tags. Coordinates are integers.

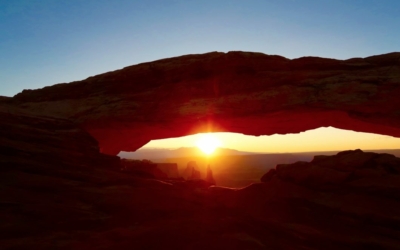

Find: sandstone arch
<box><xmin>10</xmin><ymin>51</ymin><xmax>400</xmax><ymax>154</ymax></box>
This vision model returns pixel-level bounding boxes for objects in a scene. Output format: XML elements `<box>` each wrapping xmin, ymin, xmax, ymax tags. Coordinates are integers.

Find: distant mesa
<box><xmin>119</xmin><ymin>147</ymin><xmax>256</xmax><ymax>160</ymax></box>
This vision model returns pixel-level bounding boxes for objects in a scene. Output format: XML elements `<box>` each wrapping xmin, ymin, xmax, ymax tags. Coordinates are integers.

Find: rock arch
<box><xmin>11</xmin><ymin>51</ymin><xmax>400</xmax><ymax>154</ymax></box>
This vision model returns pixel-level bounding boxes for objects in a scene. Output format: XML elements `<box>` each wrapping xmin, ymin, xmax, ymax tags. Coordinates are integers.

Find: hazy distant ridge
<box><xmin>119</xmin><ymin>147</ymin><xmax>400</xmax><ymax>161</ymax></box>
<box><xmin>118</xmin><ymin>147</ymin><xmax>258</xmax><ymax>160</ymax></box>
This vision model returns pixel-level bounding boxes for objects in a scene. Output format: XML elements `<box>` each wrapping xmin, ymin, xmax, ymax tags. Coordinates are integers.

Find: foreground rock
<box><xmin>1</xmin><ymin>112</ymin><xmax>400</xmax><ymax>250</ymax></box>
<box><xmin>253</xmin><ymin>149</ymin><xmax>400</xmax><ymax>249</ymax></box>
<box><xmin>262</xmin><ymin>149</ymin><xmax>400</xmax><ymax>190</ymax></box>
<box><xmin>6</xmin><ymin>52</ymin><xmax>400</xmax><ymax>154</ymax></box>
<box><xmin>0</xmin><ymin>110</ymin><xmax>218</xmax><ymax>249</ymax></box>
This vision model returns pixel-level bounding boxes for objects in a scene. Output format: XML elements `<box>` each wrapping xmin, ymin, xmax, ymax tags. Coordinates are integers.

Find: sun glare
<box><xmin>196</xmin><ymin>133</ymin><xmax>222</xmax><ymax>155</ymax></box>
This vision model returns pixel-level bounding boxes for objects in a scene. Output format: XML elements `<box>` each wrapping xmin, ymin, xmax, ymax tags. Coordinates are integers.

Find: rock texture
<box><xmin>6</xmin><ymin>51</ymin><xmax>400</xmax><ymax>154</ymax></box>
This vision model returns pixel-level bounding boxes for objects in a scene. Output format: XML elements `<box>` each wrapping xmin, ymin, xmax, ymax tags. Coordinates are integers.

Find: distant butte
<box><xmin>5</xmin><ymin>51</ymin><xmax>400</xmax><ymax>154</ymax></box>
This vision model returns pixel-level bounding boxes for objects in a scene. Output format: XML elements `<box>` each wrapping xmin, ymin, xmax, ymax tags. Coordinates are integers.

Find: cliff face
<box><xmin>8</xmin><ymin>51</ymin><xmax>400</xmax><ymax>154</ymax></box>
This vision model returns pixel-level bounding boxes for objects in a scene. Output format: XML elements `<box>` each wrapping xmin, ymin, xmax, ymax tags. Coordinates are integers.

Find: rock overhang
<box><xmin>8</xmin><ymin>51</ymin><xmax>400</xmax><ymax>154</ymax></box>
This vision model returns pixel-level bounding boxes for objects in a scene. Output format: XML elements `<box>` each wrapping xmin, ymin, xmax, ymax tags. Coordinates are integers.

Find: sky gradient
<box><xmin>1</xmin><ymin>0</ymin><xmax>400</xmax><ymax>96</ymax></box>
<box><xmin>1</xmin><ymin>1</ymin><xmax>399</xmax><ymax>152</ymax></box>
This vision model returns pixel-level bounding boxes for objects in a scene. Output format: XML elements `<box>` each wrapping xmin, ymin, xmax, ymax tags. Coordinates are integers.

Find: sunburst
<box><xmin>195</xmin><ymin>133</ymin><xmax>222</xmax><ymax>155</ymax></box>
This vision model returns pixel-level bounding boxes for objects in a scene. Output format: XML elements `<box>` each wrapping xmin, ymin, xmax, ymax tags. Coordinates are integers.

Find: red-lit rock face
<box><xmin>11</xmin><ymin>51</ymin><xmax>400</xmax><ymax>154</ymax></box>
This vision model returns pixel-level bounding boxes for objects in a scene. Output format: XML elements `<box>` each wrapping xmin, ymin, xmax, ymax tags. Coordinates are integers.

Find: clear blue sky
<box><xmin>1</xmin><ymin>0</ymin><xmax>399</xmax><ymax>96</ymax></box>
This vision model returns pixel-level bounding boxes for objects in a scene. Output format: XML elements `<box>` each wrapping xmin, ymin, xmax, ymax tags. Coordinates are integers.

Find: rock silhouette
<box><xmin>261</xmin><ymin>149</ymin><xmax>400</xmax><ymax>189</ymax></box>
<box><xmin>182</xmin><ymin>161</ymin><xmax>201</xmax><ymax>180</ymax></box>
<box><xmin>205</xmin><ymin>164</ymin><xmax>216</xmax><ymax>185</ymax></box>
<box><xmin>6</xmin><ymin>52</ymin><xmax>400</xmax><ymax>154</ymax></box>
<box><xmin>120</xmin><ymin>159</ymin><xmax>168</xmax><ymax>179</ymax></box>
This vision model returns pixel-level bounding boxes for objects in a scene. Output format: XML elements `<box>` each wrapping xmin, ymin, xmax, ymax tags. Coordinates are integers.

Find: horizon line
<box><xmin>124</xmin><ymin>146</ymin><xmax>400</xmax><ymax>154</ymax></box>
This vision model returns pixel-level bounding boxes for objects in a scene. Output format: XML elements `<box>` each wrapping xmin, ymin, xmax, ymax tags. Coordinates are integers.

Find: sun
<box><xmin>195</xmin><ymin>133</ymin><xmax>222</xmax><ymax>155</ymax></box>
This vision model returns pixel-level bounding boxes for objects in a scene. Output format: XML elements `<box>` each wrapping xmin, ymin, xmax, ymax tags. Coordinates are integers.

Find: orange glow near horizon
<box><xmin>195</xmin><ymin>133</ymin><xmax>222</xmax><ymax>155</ymax></box>
<box><xmin>142</xmin><ymin>127</ymin><xmax>400</xmax><ymax>153</ymax></box>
